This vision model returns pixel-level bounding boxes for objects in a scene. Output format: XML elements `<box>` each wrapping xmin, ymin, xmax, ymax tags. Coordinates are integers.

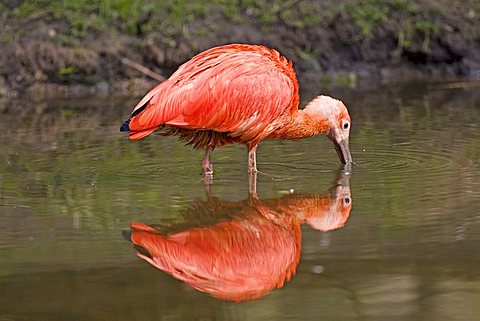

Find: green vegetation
<box><xmin>1</xmin><ymin>1</ymin><xmax>478</xmax><ymax>95</ymax></box>
<box><xmin>58</xmin><ymin>66</ymin><xmax>78</xmax><ymax>76</ymax></box>
<box><xmin>346</xmin><ymin>0</ymin><xmax>390</xmax><ymax>37</ymax></box>
<box><xmin>5</xmin><ymin>0</ymin><xmax>454</xmax><ymax>40</ymax></box>
<box><xmin>10</xmin><ymin>0</ymin><xmax>217</xmax><ymax>36</ymax></box>
<box><xmin>342</xmin><ymin>0</ymin><xmax>442</xmax><ymax>55</ymax></box>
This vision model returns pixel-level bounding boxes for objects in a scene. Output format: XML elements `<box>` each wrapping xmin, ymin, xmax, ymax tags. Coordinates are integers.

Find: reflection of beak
<box><xmin>328</xmin><ymin>133</ymin><xmax>353</xmax><ymax>165</ymax></box>
<box><xmin>333</xmin><ymin>168</ymin><xmax>351</xmax><ymax>192</ymax></box>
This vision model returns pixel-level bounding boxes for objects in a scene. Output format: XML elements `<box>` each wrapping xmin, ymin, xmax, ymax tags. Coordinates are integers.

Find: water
<box><xmin>1</xmin><ymin>81</ymin><xmax>480</xmax><ymax>320</ymax></box>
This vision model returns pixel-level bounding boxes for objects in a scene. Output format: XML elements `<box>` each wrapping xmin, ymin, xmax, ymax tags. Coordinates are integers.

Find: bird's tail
<box><xmin>121</xmin><ymin>95</ymin><xmax>164</xmax><ymax>140</ymax></box>
<box><xmin>127</xmin><ymin>222</ymin><xmax>159</xmax><ymax>261</ymax></box>
<box><xmin>120</xmin><ymin>118</ymin><xmax>159</xmax><ymax>140</ymax></box>
<box><xmin>120</xmin><ymin>119</ymin><xmax>130</xmax><ymax>132</ymax></box>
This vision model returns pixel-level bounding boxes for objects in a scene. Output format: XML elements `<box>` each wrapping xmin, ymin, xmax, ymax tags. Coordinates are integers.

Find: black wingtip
<box><xmin>120</xmin><ymin>119</ymin><xmax>130</xmax><ymax>132</ymax></box>
<box><xmin>121</xmin><ymin>229</ymin><xmax>132</xmax><ymax>243</ymax></box>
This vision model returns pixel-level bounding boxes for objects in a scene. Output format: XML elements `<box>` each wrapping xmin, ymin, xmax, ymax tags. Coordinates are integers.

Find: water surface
<box><xmin>1</xmin><ymin>82</ymin><xmax>479</xmax><ymax>320</ymax></box>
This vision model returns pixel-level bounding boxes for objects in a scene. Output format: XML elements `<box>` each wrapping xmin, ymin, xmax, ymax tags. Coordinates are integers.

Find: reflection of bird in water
<box><xmin>120</xmin><ymin>44</ymin><xmax>353</xmax><ymax>178</ymax></box>
<box><xmin>125</xmin><ymin>172</ymin><xmax>352</xmax><ymax>302</ymax></box>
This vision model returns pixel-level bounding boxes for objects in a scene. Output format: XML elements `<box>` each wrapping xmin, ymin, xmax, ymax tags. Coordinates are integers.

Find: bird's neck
<box><xmin>268</xmin><ymin>110</ymin><xmax>329</xmax><ymax>140</ymax></box>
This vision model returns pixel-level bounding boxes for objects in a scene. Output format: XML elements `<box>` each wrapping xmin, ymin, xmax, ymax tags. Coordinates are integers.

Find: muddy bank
<box><xmin>1</xmin><ymin>0</ymin><xmax>479</xmax><ymax>100</ymax></box>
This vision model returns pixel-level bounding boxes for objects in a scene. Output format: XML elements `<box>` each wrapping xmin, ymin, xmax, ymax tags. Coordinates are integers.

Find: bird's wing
<box><xmin>128</xmin><ymin>45</ymin><xmax>298</xmax><ymax>142</ymax></box>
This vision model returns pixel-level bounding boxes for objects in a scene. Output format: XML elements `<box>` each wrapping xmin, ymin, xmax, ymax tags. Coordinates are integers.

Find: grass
<box><xmin>346</xmin><ymin>0</ymin><xmax>390</xmax><ymax>37</ymax></box>
<box><xmin>4</xmin><ymin>0</ymin><xmax>462</xmax><ymax>45</ymax></box>
<box><xmin>11</xmin><ymin>0</ymin><xmax>210</xmax><ymax>36</ymax></box>
<box><xmin>334</xmin><ymin>0</ymin><xmax>444</xmax><ymax>57</ymax></box>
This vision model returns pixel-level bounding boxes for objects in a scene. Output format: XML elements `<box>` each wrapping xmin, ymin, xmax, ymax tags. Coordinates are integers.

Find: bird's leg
<box><xmin>247</xmin><ymin>144</ymin><xmax>258</xmax><ymax>197</ymax></box>
<box><xmin>202</xmin><ymin>147</ymin><xmax>214</xmax><ymax>187</ymax></box>
<box><xmin>204</xmin><ymin>179</ymin><xmax>213</xmax><ymax>200</ymax></box>
<box><xmin>247</xmin><ymin>144</ymin><xmax>258</xmax><ymax>174</ymax></box>
<box><xmin>202</xmin><ymin>147</ymin><xmax>213</xmax><ymax>176</ymax></box>
<box><xmin>248</xmin><ymin>169</ymin><xmax>258</xmax><ymax>198</ymax></box>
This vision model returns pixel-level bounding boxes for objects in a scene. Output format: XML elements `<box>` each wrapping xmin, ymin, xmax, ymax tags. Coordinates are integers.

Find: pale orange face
<box><xmin>333</xmin><ymin>101</ymin><xmax>352</xmax><ymax>140</ymax></box>
<box><xmin>305</xmin><ymin>96</ymin><xmax>353</xmax><ymax>165</ymax></box>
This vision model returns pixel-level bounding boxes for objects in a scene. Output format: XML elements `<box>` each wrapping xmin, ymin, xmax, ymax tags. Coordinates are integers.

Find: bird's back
<box><xmin>126</xmin><ymin>44</ymin><xmax>300</xmax><ymax>145</ymax></box>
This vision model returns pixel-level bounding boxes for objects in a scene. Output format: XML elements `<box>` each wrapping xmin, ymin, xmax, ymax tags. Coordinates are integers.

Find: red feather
<box><xmin>128</xmin><ymin>44</ymin><xmax>299</xmax><ymax>144</ymax></box>
<box><xmin>122</xmin><ymin>44</ymin><xmax>353</xmax><ymax>169</ymax></box>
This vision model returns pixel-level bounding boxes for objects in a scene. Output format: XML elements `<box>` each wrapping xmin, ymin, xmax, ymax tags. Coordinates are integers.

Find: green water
<box><xmin>0</xmin><ymin>81</ymin><xmax>479</xmax><ymax>320</ymax></box>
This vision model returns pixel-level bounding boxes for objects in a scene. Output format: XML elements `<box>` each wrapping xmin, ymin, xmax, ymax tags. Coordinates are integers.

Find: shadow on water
<box><xmin>124</xmin><ymin>171</ymin><xmax>351</xmax><ymax>302</ymax></box>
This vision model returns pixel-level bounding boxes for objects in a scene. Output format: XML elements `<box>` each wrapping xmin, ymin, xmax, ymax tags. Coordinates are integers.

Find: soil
<box><xmin>1</xmin><ymin>1</ymin><xmax>479</xmax><ymax>101</ymax></box>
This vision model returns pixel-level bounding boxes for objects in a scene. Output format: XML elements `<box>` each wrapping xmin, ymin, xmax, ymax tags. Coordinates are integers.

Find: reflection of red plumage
<box><xmin>131</xmin><ymin>217</ymin><xmax>300</xmax><ymax>302</ymax></box>
<box><xmin>121</xmin><ymin>44</ymin><xmax>353</xmax><ymax>174</ymax></box>
<box><xmin>128</xmin><ymin>174</ymin><xmax>351</xmax><ymax>302</ymax></box>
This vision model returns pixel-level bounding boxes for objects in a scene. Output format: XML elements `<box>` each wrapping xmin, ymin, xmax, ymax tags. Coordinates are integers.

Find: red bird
<box><xmin>120</xmin><ymin>44</ymin><xmax>353</xmax><ymax>174</ymax></box>
<box><xmin>126</xmin><ymin>173</ymin><xmax>352</xmax><ymax>301</ymax></box>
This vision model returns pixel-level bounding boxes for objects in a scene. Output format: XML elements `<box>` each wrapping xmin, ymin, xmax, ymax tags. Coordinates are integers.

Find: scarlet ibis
<box><xmin>120</xmin><ymin>44</ymin><xmax>353</xmax><ymax>175</ymax></box>
<box><xmin>125</xmin><ymin>173</ymin><xmax>351</xmax><ymax>301</ymax></box>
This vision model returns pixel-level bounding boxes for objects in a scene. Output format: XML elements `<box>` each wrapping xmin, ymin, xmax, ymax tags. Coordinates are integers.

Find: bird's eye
<box><xmin>342</xmin><ymin>120</ymin><xmax>350</xmax><ymax>130</ymax></box>
<box><xmin>343</xmin><ymin>198</ymin><xmax>351</xmax><ymax>205</ymax></box>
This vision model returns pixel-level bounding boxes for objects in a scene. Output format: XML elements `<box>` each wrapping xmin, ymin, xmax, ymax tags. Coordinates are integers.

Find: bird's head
<box><xmin>300</xmin><ymin>172</ymin><xmax>352</xmax><ymax>232</ymax></box>
<box><xmin>303</xmin><ymin>95</ymin><xmax>353</xmax><ymax>165</ymax></box>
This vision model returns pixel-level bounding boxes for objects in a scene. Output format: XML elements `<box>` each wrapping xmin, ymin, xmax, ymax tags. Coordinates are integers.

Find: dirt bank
<box><xmin>1</xmin><ymin>0</ymin><xmax>479</xmax><ymax>100</ymax></box>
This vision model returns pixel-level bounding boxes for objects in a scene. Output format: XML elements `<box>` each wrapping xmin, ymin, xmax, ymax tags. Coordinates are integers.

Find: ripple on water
<box><xmin>350</xmin><ymin>125</ymin><xmax>480</xmax><ymax>215</ymax></box>
<box><xmin>355</xmin><ymin>141</ymin><xmax>462</xmax><ymax>180</ymax></box>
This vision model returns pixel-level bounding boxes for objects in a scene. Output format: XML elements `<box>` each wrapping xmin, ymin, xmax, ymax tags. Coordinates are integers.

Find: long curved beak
<box><xmin>334</xmin><ymin>138</ymin><xmax>352</xmax><ymax>165</ymax></box>
<box><xmin>328</xmin><ymin>130</ymin><xmax>353</xmax><ymax>165</ymax></box>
